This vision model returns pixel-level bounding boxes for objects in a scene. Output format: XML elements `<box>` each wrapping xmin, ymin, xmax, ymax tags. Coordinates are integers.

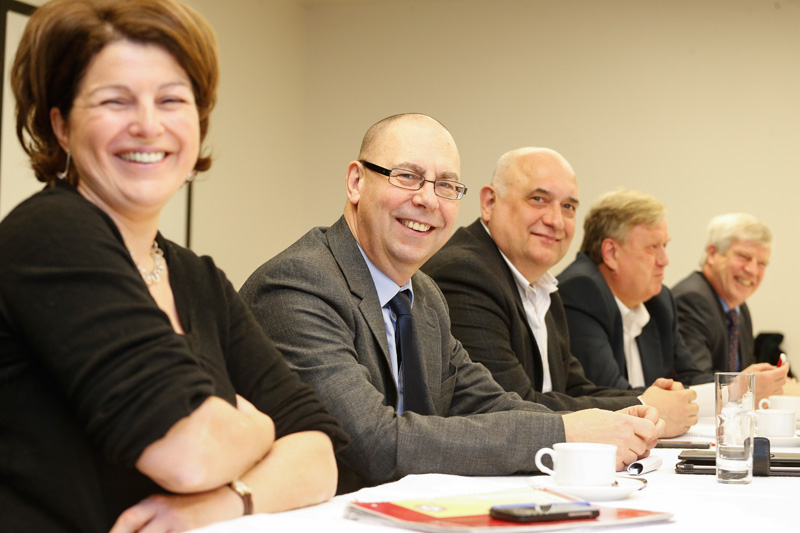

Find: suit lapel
<box><xmin>468</xmin><ymin>220</ymin><xmax>545</xmax><ymax>390</ymax></box>
<box><xmin>739</xmin><ymin>304</ymin><xmax>755</xmax><ymax>367</ymax></box>
<box><xmin>406</xmin><ymin>277</ymin><xmax>437</xmax><ymax>414</ymax></box>
<box><xmin>328</xmin><ymin>217</ymin><xmax>438</xmax><ymax>411</ymax></box>
<box><xmin>699</xmin><ymin>272</ymin><xmax>730</xmax><ymax>341</ymax></box>
<box><xmin>636</xmin><ymin>324</ymin><xmax>662</xmax><ymax>384</ymax></box>
<box><xmin>698</xmin><ymin>272</ymin><xmax>749</xmax><ymax>369</ymax></box>
<box><xmin>508</xmin><ymin>284</ymin><xmax>544</xmax><ymax>391</ymax></box>
<box><xmin>544</xmin><ymin>312</ymin><xmax>564</xmax><ymax>391</ymax></box>
<box><xmin>571</xmin><ymin>252</ymin><xmax>631</xmax><ymax>378</ymax></box>
<box><xmin>327</xmin><ymin>217</ymin><xmax>392</xmax><ymax>367</ymax></box>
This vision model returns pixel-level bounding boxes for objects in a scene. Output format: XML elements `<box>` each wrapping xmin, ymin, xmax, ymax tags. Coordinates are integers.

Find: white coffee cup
<box><xmin>755</xmin><ymin>408</ymin><xmax>796</xmax><ymax>437</ymax></box>
<box><xmin>534</xmin><ymin>443</ymin><xmax>616</xmax><ymax>487</ymax></box>
<box><xmin>760</xmin><ymin>396</ymin><xmax>800</xmax><ymax>421</ymax></box>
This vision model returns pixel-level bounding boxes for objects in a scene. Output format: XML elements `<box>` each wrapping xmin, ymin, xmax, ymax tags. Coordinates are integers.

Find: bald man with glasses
<box><xmin>241</xmin><ymin>114</ymin><xmax>664</xmax><ymax>495</ymax></box>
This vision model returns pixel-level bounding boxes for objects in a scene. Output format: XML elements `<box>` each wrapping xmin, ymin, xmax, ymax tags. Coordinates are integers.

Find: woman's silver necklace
<box><xmin>132</xmin><ymin>241</ymin><xmax>166</xmax><ymax>286</ymax></box>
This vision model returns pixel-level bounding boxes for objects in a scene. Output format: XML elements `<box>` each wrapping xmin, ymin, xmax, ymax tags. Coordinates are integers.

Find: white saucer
<box><xmin>758</xmin><ymin>434</ymin><xmax>800</xmax><ymax>447</ymax></box>
<box><xmin>527</xmin><ymin>476</ymin><xmax>647</xmax><ymax>502</ymax></box>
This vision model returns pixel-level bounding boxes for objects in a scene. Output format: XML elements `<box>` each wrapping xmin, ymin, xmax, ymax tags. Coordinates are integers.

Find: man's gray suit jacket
<box><xmin>421</xmin><ymin>219</ymin><xmax>639</xmax><ymax>411</ymax></box>
<box><xmin>239</xmin><ymin>217</ymin><xmax>565</xmax><ymax>494</ymax></box>
<box><xmin>672</xmin><ymin>271</ymin><xmax>755</xmax><ymax>374</ymax></box>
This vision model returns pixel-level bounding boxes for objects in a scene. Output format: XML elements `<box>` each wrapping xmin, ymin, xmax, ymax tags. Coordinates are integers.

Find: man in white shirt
<box><xmin>423</xmin><ymin>150</ymin><xmax>698</xmax><ymax>437</ymax></box>
<box><xmin>557</xmin><ymin>189</ymin><xmax>711</xmax><ymax>394</ymax></box>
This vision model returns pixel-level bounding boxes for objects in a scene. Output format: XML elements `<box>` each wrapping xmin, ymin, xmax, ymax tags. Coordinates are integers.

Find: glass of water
<box><xmin>715</xmin><ymin>372</ymin><xmax>756</xmax><ymax>484</ymax></box>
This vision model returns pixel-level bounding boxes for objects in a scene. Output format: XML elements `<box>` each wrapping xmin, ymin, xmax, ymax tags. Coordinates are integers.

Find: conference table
<box><xmin>192</xmin><ymin>419</ymin><xmax>798</xmax><ymax>533</ymax></box>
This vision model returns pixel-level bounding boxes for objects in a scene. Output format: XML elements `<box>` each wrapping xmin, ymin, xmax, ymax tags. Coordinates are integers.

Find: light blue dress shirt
<box><xmin>357</xmin><ymin>244</ymin><xmax>413</xmax><ymax>413</ymax></box>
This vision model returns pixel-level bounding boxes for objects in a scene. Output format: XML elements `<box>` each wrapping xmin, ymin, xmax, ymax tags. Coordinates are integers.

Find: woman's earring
<box><xmin>186</xmin><ymin>170</ymin><xmax>196</xmax><ymax>183</ymax></box>
<box><xmin>56</xmin><ymin>152</ymin><xmax>71</xmax><ymax>180</ymax></box>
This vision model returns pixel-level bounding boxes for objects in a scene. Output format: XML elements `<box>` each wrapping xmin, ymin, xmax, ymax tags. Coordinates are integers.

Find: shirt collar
<box><xmin>481</xmin><ymin>220</ymin><xmax>558</xmax><ymax>296</ymax></box>
<box><xmin>717</xmin><ymin>295</ymin><xmax>739</xmax><ymax>314</ymax></box>
<box><xmin>614</xmin><ymin>296</ymin><xmax>650</xmax><ymax>333</ymax></box>
<box><xmin>356</xmin><ymin>243</ymin><xmax>413</xmax><ymax>307</ymax></box>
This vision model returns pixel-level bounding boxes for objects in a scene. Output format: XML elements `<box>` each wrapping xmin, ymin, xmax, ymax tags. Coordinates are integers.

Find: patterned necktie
<box><xmin>726</xmin><ymin>309</ymin><xmax>740</xmax><ymax>372</ymax></box>
<box><xmin>388</xmin><ymin>290</ymin><xmax>428</xmax><ymax>414</ymax></box>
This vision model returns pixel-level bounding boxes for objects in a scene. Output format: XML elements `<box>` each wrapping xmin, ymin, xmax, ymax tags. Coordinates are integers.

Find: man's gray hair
<box><xmin>702</xmin><ymin>213</ymin><xmax>772</xmax><ymax>266</ymax></box>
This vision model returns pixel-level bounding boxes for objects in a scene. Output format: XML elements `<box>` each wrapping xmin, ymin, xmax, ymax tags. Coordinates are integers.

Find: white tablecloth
<box><xmin>191</xmin><ymin>421</ymin><xmax>798</xmax><ymax>532</ymax></box>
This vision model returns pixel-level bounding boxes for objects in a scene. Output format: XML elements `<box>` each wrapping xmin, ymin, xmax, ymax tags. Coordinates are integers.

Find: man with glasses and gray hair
<box><xmin>241</xmin><ymin>114</ymin><xmax>664</xmax><ymax>495</ymax></box>
<box><xmin>672</xmin><ymin>213</ymin><xmax>789</xmax><ymax>400</ymax></box>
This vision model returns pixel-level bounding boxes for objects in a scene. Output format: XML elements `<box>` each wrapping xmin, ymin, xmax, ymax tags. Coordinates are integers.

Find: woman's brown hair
<box><xmin>11</xmin><ymin>0</ymin><xmax>219</xmax><ymax>185</ymax></box>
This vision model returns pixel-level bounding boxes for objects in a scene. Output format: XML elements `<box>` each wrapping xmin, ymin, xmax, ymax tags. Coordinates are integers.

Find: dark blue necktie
<box><xmin>727</xmin><ymin>309</ymin><xmax>740</xmax><ymax>372</ymax></box>
<box><xmin>388</xmin><ymin>290</ymin><xmax>429</xmax><ymax>414</ymax></box>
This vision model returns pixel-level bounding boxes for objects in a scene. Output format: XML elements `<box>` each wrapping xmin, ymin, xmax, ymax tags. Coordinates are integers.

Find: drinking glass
<box><xmin>715</xmin><ymin>372</ymin><xmax>755</xmax><ymax>484</ymax></box>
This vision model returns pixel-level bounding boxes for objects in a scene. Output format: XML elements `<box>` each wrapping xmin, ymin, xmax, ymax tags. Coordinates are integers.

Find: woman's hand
<box><xmin>112</xmin><ymin>430</ymin><xmax>337</xmax><ymax>532</ymax></box>
<box><xmin>109</xmin><ymin>486</ymin><xmax>242</xmax><ymax>533</ymax></box>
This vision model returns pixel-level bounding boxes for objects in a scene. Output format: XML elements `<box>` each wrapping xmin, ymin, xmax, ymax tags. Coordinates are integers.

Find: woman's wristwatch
<box><xmin>229</xmin><ymin>479</ymin><xmax>253</xmax><ymax>515</ymax></box>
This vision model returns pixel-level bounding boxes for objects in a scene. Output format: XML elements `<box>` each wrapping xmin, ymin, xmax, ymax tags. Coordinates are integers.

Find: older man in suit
<box><xmin>240</xmin><ymin>114</ymin><xmax>664</xmax><ymax>494</ymax></box>
<box><xmin>556</xmin><ymin>190</ymin><xmax>711</xmax><ymax>391</ymax></box>
<box><xmin>422</xmin><ymin>148</ymin><xmax>697</xmax><ymax>437</ymax></box>
<box><xmin>672</xmin><ymin>214</ymin><xmax>788</xmax><ymax>401</ymax></box>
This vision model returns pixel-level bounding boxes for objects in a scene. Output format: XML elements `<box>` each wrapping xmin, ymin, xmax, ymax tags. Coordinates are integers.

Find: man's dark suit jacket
<box><xmin>672</xmin><ymin>271</ymin><xmax>755</xmax><ymax>374</ymax></box>
<box><xmin>420</xmin><ymin>219</ymin><xmax>639</xmax><ymax>411</ymax></box>
<box><xmin>557</xmin><ymin>252</ymin><xmax>711</xmax><ymax>390</ymax></box>
<box><xmin>240</xmin><ymin>217</ymin><xmax>565</xmax><ymax>495</ymax></box>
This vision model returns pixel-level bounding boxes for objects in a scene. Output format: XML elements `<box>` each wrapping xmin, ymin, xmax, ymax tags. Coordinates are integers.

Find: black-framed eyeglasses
<box><xmin>359</xmin><ymin>160</ymin><xmax>468</xmax><ymax>200</ymax></box>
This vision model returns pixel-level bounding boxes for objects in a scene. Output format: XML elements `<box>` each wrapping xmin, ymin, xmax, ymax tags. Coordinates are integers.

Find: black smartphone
<box><xmin>489</xmin><ymin>503</ymin><xmax>600</xmax><ymax>523</ymax></box>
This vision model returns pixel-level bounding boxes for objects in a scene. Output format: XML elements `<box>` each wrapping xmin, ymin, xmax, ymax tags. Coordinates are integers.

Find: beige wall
<box><xmin>7</xmin><ymin>0</ymin><xmax>798</xmax><ymax>364</ymax></box>
<box><xmin>185</xmin><ymin>0</ymin><xmax>309</xmax><ymax>282</ymax></box>
<box><xmin>186</xmin><ymin>0</ymin><xmax>798</xmax><ymax>363</ymax></box>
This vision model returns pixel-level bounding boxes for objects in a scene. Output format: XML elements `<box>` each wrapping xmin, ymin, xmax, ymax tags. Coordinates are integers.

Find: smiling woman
<box><xmin>49</xmin><ymin>40</ymin><xmax>201</xmax><ymax>252</ymax></box>
<box><xmin>0</xmin><ymin>1</ymin><xmax>347</xmax><ymax>532</ymax></box>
